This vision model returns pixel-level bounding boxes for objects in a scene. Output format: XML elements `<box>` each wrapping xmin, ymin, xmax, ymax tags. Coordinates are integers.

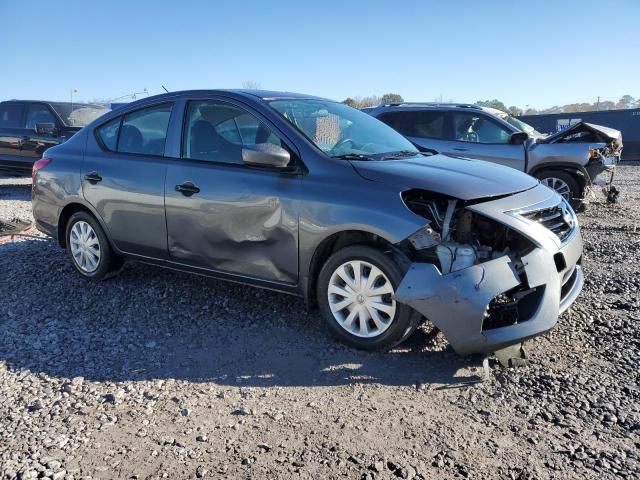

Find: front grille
<box><xmin>520</xmin><ymin>202</ymin><xmax>575</xmax><ymax>242</ymax></box>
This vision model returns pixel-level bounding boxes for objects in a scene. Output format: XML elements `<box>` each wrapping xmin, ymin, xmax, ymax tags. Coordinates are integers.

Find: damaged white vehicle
<box><xmin>366</xmin><ymin>103</ymin><xmax>622</xmax><ymax>207</ymax></box>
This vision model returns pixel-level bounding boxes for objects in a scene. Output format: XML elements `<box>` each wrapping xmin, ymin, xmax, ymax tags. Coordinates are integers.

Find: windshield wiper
<box><xmin>380</xmin><ymin>150</ymin><xmax>419</xmax><ymax>160</ymax></box>
<box><xmin>331</xmin><ymin>153</ymin><xmax>374</xmax><ymax>160</ymax></box>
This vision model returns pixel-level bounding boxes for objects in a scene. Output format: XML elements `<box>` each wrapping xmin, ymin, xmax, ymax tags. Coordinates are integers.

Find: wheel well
<box><xmin>57</xmin><ymin>203</ymin><xmax>94</xmax><ymax>248</ymax></box>
<box><xmin>305</xmin><ymin>230</ymin><xmax>400</xmax><ymax>308</ymax></box>
<box><xmin>533</xmin><ymin>166</ymin><xmax>587</xmax><ymax>191</ymax></box>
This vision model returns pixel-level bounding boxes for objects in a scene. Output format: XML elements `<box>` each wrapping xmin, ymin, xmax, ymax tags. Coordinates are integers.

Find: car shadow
<box><xmin>0</xmin><ymin>235</ymin><xmax>482</xmax><ymax>388</ymax></box>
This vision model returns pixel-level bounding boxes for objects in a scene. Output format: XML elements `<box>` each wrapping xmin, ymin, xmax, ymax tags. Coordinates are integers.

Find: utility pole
<box><xmin>596</xmin><ymin>96</ymin><xmax>600</xmax><ymax>111</ymax></box>
<box><xmin>70</xmin><ymin>89</ymin><xmax>77</xmax><ymax>110</ymax></box>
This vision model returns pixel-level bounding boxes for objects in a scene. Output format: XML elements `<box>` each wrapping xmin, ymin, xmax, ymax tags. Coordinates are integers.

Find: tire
<box><xmin>317</xmin><ymin>245</ymin><xmax>421</xmax><ymax>351</ymax></box>
<box><xmin>65</xmin><ymin>211</ymin><xmax>123</xmax><ymax>281</ymax></box>
<box><xmin>536</xmin><ymin>169</ymin><xmax>582</xmax><ymax>208</ymax></box>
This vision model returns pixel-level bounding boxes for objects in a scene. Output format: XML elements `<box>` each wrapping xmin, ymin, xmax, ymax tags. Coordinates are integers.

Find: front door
<box><xmin>82</xmin><ymin>102</ymin><xmax>174</xmax><ymax>258</ymax></box>
<box><xmin>21</xmin><ymin>103</ymin><xmax>61</xmax><ymax>161</ymax></box>
<box><xmin>444</xmin><ymin>111</ymin><xmax>526</xmax><ymax>171</ymax></box>
<box><xmin>164</xmin><ymin>99</ymin><xmax>299</xmax><ymax>284</ymax></box>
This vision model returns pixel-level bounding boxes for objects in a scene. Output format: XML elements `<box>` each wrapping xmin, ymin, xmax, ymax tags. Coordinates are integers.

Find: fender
<box><xmin>529</xmin><ymin>162</ymin><xmax>589</xmax><ymax>189</ymax></box>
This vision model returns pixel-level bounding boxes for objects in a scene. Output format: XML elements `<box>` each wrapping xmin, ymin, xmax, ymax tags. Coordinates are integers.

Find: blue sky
<box><xmin>1</xmin><ymin>0</ymin><xmax>638</xmax><ymax>108</ymax></box>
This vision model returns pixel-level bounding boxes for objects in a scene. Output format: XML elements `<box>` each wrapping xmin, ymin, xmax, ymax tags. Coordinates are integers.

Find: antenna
<box><xmin>162</xmin><ymin>85</ymin><xmax>169</xmax><ymax>93</ymax></box>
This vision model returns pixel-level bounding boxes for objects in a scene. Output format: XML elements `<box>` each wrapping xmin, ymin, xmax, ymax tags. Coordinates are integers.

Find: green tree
<box><xmin>342</xmin><ymin>97</ymin><xmax>358</xmax><ymax>108</ymax></box>
<box><xmin>475</xmin><ymin>99</ymin><xmax>508</xmax><ymax>112</ymax></box>
<box><xmin>380</xmin><ymin>93</ymin><xmax>404</xmax><ymax>104</ymax></box>
<box><xmin>507</xmin><ymin>106</ymin><xmax>522</xmax><ymax>116</ymax></box>
<box><xmin>616</xmin><ymin>95</ymin><xmax>635</xmax><ymax>109</ymax></box>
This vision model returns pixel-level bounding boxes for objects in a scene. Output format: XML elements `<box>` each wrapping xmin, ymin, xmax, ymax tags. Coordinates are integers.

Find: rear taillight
<box><xmin>32</xmin><ymin>157</ymin><xmax>53</xmax><ymax>178</ymax></box>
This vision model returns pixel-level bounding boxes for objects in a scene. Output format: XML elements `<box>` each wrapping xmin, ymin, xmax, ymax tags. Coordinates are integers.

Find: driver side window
<box><xmin>183</xmin><ymin>101</ymin><xmax>284</xmax><ymax>164</ymax></box>
<box><xmin>451</xmin><ymin>112</ymin><xmax>511</xmax><ymax>144</ymax></box>
<box><xmin>25</xmin><ymin>104</ymin><xmax>56</xmax><ymax>131</ymax></box>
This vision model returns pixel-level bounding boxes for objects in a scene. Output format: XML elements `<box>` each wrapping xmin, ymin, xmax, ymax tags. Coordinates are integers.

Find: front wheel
<box><xmin>536</xmin><ymin>170</ymin><xmax>582</xmax><ymax>208</ymax></box>
<box><xmin>317</xmin><ymin>245</ymin><xmax>421</xmax><ymax>351</ymax></box>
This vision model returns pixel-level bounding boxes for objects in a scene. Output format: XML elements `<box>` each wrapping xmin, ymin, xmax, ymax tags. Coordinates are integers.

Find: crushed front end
<box><xmin>395</xmin><ymin>185</ymin><xmax>584</xmax><ymax>355</ymax></box>
<box><xmin>548</xmin><ymin>122</ymin><xmax>623</xmax><ymax>203</ymax></box>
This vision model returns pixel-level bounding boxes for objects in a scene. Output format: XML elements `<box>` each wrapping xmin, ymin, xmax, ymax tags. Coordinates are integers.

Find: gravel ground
<box><xmin>0</xmin><ymin>167</ymin><xmax>638</xmax><ymax>480</ymax></box>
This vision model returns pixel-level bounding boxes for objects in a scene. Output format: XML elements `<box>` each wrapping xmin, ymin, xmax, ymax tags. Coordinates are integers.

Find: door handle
<box><xmin>452</xmin><ymin>147</ymin><xmax>469</xmax><ymax>152</ymax></box>
<box><xmin>84</xmin><ymin>172</ymin><xmax>102</xmax><ymax>183</ymax></box>
<box><xmin>175</xmin><ymin>182</ymin><xmax>200</xmax><ymax>196</ymax></box>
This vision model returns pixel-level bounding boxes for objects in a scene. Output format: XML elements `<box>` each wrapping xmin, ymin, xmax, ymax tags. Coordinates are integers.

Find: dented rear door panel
<box><xmin>164</xmin><ymin>160</ymin><xmax>300</xmax><ymax>284</ymax></box>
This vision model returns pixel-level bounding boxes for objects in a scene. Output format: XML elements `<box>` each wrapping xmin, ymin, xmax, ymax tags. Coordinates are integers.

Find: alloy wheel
<box><xmin>327</xmin><ymin>260</ymin><xmax>396</xmax><ymax>338</ymax></box>
<box><xmin>541</xmin><ymin>176</ymin><xmax>571</xmax><ymax>200</ymax></box>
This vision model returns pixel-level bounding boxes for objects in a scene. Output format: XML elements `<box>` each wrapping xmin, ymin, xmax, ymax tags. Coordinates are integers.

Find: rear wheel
<box><xmin>536</xmin><ymin>170</ymin><xmax>582</xmax><ymax>207</ymax></box>
<box><xmin>65</xmin><ymin>211</ymin><xmax>123</xmax><ymax>281</ymax></box>
<box><xmin>317</xmin><ymin>245</ymin><xmax>421</xmax><ymax>351</ymax></box>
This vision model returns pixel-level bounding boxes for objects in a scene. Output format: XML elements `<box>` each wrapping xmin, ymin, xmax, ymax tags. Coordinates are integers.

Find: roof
<box><xmin>365</xmin><ymin>102</ymin><xmax>510</xmax><ymax>117</ymax></box>
<box><xmin>226</xmin><ymin>89</ymin><xmax>330</xmax><ymax>101</ymax></box>
<box><xmin>375</xmin><ymin>102</ymin><xmax>483</xmax><ymax>110</ymax></box>
<box><xmin>121</xmin><ymin>89</ymin><xmax>331</xmax><ymax>105</ymax></box>
<box><xmin>3</xmin><ymin>99</ymin><xmax>105</xmax><ymax>108</ymax></box>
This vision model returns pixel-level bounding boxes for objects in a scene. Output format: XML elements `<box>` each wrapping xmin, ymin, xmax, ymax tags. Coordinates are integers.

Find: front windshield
<box><xmin>498</xmin><ymin>113</ymin><xmax>544</xmax><ymax>138</ymax></box>
<box><xmin>50</xmin><ymin>102</ymin><xmax>111</xmax><ymax>127</ymax></box>
<box><xmin>269</xmin><ymin>99</ymin><xmax>418</xmax><ymax>158</ymax></box>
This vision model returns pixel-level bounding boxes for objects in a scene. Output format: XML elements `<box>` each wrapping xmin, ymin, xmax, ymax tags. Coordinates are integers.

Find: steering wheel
<box><xmin>464</xmin><ymin>131</ymin><xmax>480</xmax><ymax>143</ymax></box>
<box><xmin>329</xmin><ymin>137</ymin><xmax>354</xmax><ymax>154</ymax></box>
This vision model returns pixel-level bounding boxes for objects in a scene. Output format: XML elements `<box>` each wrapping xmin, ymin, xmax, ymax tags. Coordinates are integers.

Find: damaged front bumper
<box><xmin>395</xmin><ymin>186</ymin><xmax>584</xmax><ymax>355</ymax></box>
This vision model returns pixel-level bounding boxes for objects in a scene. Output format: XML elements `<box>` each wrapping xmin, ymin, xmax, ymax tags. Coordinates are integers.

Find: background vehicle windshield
<box><xmin>498</xmin><ymin>113</ymin><xmax>544</xmax><ymax>138</ymax></box>
<box><xmin>50</xmin><ymin>102</ymin><xmax>111</xmax><ymax>127</ymax></box>
<box><xmin>269</xmin><ymin>99</ymin><xmax>418</xmax><ymax>158</ymax></box>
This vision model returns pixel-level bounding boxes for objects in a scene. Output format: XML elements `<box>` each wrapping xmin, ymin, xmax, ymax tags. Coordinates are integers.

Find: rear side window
<box><xmin>379</xmin><ymin>111</ymin><xmax>446</xmax><ymax>139</ymax></box>
<box><xmin>97</xmin><ymin>117</ymin><xmax>121</xmax><ymax>151</ymax></box>
<box><xmin>0</xmin><ymin>104</ymin><xmax>24</xmax><ymax>128</ymax></box>
<box><xmin>119</xmin><ymin>104</ymin><xmax>172</xmax><ymax>155</ymax></box>
<box><xmin>95</xmin><ymin>104</ymin><xmax>172</xmax><ymax>155</ymax></box>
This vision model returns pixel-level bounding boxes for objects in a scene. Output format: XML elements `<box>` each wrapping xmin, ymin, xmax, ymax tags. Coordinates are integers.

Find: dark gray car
<box><xmin>32</xmin><ymin>90</ymin><xmax>584</xmax><ymax>356</ymax></box>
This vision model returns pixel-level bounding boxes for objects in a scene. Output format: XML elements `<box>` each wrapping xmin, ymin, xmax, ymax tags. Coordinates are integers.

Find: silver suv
<box><xmin>365</xmin><ymin>103</ymin><xmax>622</xmax><ymax>206</ymax></box>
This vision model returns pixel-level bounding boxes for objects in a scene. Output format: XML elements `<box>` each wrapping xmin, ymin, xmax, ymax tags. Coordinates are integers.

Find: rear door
<box><xmin>164</xmin><ymin>97</ymin><xmax>300</xmax><ymax>284</ymax></box>
<box><xmin>0</xmin><ymin>102</ymin><xmax>27</xmax><ymax>170</ymax></box>
<box><xmin>444</xmin><ymin>111</ymin><xmax>526</xmax><ymax>171</ymax></box>
<box><xmin>82</xmin><ymin>102</ymin><xmax>175</xmax><ymax>258</ymax></box>
<box><xmin>377</xmin><ymin>109</ymin><xmax>450</xmax><ymax>154</ymax></box>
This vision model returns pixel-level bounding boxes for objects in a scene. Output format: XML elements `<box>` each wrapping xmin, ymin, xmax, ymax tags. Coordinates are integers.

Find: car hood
<box><xmin>350</xmin><ymin>154</ymin><xmax>538</xmax><ymax>200</ymax></box>
<box><xmin>538</xmin><ymin>121</ymin><xmax>622</xmax><ymax>149</ymax></box>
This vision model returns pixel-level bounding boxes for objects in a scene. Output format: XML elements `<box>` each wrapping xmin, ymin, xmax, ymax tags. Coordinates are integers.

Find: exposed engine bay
<box><xmin>400</xmin><ymin>190</ymin><xmax>534</xmax><ymax>275</ymax></box>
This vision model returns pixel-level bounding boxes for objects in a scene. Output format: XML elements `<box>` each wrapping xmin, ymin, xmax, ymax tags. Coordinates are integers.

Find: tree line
<box><xmin>340</xmin><ymin>94</ymin><xmax>640</xmax><ymax>115</ymax></box>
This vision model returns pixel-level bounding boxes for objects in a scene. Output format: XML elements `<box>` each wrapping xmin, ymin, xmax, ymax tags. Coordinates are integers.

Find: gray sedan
<box><xmin>32</xmin><ymin>90</ymin><xmax>583</xmax><ymax>356</ymax></box>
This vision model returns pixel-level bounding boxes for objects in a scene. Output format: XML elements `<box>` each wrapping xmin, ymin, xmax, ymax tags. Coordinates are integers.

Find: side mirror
<box><xmin>36</xmin><ymin>122</ymin><xmax>58</xmax><ymax>136</ymax></box>
<box><xmin>509</xmin><ymin>131</ymin><xmax>528</xmax><ymax>145</ymax></box>
<box><xmin>242</xmin><ymin>143</ymin><xmax>291</xmax><ymax>168</ymax></box>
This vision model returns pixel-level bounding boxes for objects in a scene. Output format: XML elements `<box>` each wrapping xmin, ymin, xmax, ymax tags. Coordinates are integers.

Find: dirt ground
<box><xmin>0</xmin><ymin>165</ymin><xmax>638</xmax><ymax>480</ymax></box>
